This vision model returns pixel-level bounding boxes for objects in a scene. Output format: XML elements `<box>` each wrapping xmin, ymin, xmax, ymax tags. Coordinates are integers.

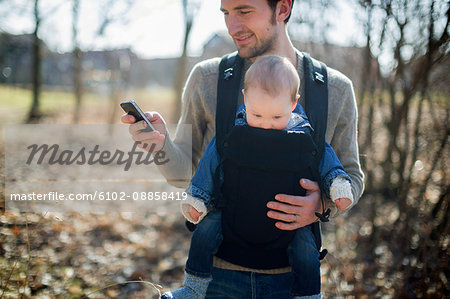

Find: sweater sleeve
<box><xmin>326</xmin><ymin>75</ymin><xmax>365</xmax><ymax>213</ymax></box>
<box><xmin>156</xmin><ymin>61</ymin><xmax>218</xmax><ymax>188</ymax></box>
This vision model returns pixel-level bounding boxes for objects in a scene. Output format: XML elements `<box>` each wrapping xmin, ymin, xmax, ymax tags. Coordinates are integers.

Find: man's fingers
<box><xmin>132</xmin><ymin>130</ymin><xmax>163</xmax><ymax>142</ymax></box>
<box><xmin>267</xmin><ymin>200</ymin><xmax>301</xmax><ymax>215</ymax></box>
<box><xmin>145</xmin><ymin>112</ymin><xmax>160</xmax><ymax>122</ymax></box>
<box><xmin>121</xmin><ymin>113</ymin><xmax>136</xmax><ymax>124</ymax></box>
<box><xmin>299</xmin><ymin>178</ymin><xmax>320</xmax><ymax>192</ymax></box>
<box><xmin>273</xmin><ymin>194</ymin><xmax>306</xmax><ymax>206</ymax></box>
<box><xmin>267</xmin><ymin>210</ymin><xmax>296</xmax><ymax>223</ymax></box>
<box><xmin>274</xmin><ymin>220</ymin><xmax>302</xmax><ymax>231</ymax></box>
<box><xmin>128</xmin><ymin>120</ymin><xmax>147</xmax><ymax>135</ymax></box>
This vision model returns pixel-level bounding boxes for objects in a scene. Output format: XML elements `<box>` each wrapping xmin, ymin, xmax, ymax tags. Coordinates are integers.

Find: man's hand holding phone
<box><xmin>120</xmin><ymin>100</ymin><xmax>167</xmax><ymax>152</ymax></box>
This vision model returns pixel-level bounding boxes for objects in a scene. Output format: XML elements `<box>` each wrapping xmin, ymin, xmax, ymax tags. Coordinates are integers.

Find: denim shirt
<box><xmin>186</xmin><ymin>104</ymin><xmax>350</xmax><ymax>206</ymax></box>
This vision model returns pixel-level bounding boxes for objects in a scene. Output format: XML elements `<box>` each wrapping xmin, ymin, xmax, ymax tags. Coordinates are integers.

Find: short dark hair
<box><xmin>267</xmin><ymin>0</ymin><xmax>295</xmax><ymax>23</ymax></box>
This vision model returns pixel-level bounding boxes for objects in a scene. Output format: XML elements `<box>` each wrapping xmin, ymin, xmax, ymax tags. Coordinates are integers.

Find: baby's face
<box><xmin>244</xmin><ymin>86</ymin><xmax>296</xmax><ymax>130</ymax></box>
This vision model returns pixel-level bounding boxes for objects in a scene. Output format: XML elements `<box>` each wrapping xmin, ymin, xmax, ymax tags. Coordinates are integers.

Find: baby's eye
<box><xmin>273</xmin><ymin>116</ymin><xmax>281</xmax><ymax>119</ymax></box>
<box><xmin>254</xmin><ymin>114</ymin><xmax>261</xmax><ymax>118</ymax></box>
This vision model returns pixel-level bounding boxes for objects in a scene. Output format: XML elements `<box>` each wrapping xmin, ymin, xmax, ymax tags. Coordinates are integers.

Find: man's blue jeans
<box><xmin>206</xmin><ymin>267</ymin><xmax>294</xmax><ymax>298</ymax></box>
<box><xmin>186</xmin><ymin>210</ymin><xmax>321</xmax><ymax>296</ymax></box>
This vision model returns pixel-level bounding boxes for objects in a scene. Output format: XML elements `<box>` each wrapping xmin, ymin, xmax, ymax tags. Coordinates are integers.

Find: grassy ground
<box><xmin>0</xmin><ymin>85</ymin><xmax>175</xmax><ymax>126</ymax></box>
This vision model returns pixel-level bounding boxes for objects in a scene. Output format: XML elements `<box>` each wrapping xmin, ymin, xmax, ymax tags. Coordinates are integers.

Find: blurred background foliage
<box><xmin>0</xmin><ymin>0</ymin><xmax>448</xmax><ymax>298</ymax></box>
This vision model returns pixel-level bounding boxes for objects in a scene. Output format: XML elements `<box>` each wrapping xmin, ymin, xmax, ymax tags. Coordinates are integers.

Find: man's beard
<box><xmin>236</xmin><ymin>29</ymin><xmax>278</xmax><ymax>59</ymax></box>
<box><xmin>236</xmin><ymin>11</ymin><xmax>278</xmax><ymax>59</ymax></box>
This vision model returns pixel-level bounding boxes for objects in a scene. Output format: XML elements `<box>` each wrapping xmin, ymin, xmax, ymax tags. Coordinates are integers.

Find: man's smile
<box><xmin>234</xmin><ymin>33</ymin><xmax>254</xmax><ymax>44</ymax></box>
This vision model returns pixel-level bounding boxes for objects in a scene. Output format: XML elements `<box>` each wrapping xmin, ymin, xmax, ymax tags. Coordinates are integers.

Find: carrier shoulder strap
<box><xmin>302</xmin><ymin>52</ymin><xmax>328</xmax><ymax>161</ymax></box>
<box><xmin>302</xmin><ymin>53</ymin><xmax>330</xmax><ymax>258</ymax></box>
<box><xmin>215</xmin><ymin>52</ymin><xmax>244</xmax><ymax>157</ymax></box>
<box><xmin>303</xmin><ymin>52</ymin><xmax>331</xmax><ymax>224</ymax></box>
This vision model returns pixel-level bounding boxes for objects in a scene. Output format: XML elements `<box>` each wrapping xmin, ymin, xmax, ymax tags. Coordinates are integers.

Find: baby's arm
<box><xmin>319</xmin><ymin>143</ymin><xmax>353</xmax><ymax>210</ymax></box>
<box><xmin>181</xmin><ymin>136</ymin><xmax>222</xmax><ymax>223</ymax></box>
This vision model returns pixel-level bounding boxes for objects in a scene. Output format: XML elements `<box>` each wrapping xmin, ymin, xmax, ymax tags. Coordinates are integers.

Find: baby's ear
<box><xmin>242</xmin><ymin>89</ymin><xmax>247</xmax><ymax>103</ymax></box>
<box><xmin>292</xmin><ymin>94</ymin><xmax>300</xmax><ymax>111</ymax></box>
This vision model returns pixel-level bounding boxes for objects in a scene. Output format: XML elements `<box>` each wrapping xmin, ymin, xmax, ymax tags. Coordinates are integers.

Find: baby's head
<box><xmin>243</xmin><ymin>55</ymin><xmax>300</xmax><ymax>130</ymax></box>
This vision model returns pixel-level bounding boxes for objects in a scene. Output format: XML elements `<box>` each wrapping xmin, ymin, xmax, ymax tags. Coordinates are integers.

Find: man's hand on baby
<box><xmin>267</xmin><ymin>179</ymin><xmax>322</xmax><ymax>230</ymax></box>
<box><xmin>335</xmin><ymin>197</ymin><xmax>351</xmax><ymax>211</ymax></box>
<box><xmin>189</xmin><ymin>206</ymin><xmax>203</xmax><ymax>222</ymax></box>
<box><xmin>121</xmin><ymin>111</ymin><xmax>167</xmax><ymax>152</ymax></box>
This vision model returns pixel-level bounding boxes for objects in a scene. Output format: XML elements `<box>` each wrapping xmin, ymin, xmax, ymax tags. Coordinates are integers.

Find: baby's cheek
<box><xmin>276</xmin><ymin>120</ymin><xmax>290</xmax><ymax>130</ymax></box>
<box><xmin>247</xmin><ymin>117</ymin><xmax>258</xmax><ymax>128</ymax></box>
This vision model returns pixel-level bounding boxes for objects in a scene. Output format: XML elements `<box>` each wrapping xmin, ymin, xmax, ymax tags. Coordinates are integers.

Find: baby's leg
<box><xmin>287</xmin><ymin>225</ymin><xmax>321</xmax><ymax>298</ymax></box>
<box><xmin>162</xmin><ymin>210</ymin><xmax>223</xmax><ymax>299</ymax></box>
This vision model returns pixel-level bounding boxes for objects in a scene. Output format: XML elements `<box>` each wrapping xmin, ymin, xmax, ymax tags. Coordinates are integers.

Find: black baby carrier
<box><xmin>215</xmin><ymin>125</ymin><xmax>324</xmax><ymax>268</ymax></box>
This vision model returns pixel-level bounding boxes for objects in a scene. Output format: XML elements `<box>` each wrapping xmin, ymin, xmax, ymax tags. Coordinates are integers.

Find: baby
<box><xmin>162</xmin><ymin>55</ymin><xmax>353</xmax><ymax>299</ymax></box>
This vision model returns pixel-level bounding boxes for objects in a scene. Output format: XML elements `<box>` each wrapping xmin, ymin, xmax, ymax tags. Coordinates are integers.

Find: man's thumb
<box><xmin>299</xmin><ymin>178</ymin><xmax>319</xmax><ymax>191</ymax></box>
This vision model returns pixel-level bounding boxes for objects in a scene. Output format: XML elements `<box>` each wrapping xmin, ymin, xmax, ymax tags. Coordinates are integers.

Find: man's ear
<box><xmin>276</xmin><ymin>0</ymin><xmax>293</xmax><ymax>23</ymax></box>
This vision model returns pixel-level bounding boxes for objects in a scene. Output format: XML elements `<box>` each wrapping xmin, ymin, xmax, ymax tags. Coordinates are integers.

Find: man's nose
<box><xmin>226</xmin><ymin>15</ymin><xmax>244</xmax><ymax>36</ymax></box>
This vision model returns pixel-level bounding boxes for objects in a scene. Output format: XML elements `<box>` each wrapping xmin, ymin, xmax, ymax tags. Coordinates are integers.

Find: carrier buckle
<box><xmin>315</xmin><ymin>208</ymin><xmax>331</xmax><ymax>222</ymax></box>
<box><xmin>224</xmin><ymin>68</ymin><xmax>234</xmax><ymax>80</ymax></box>
<box><xmin>314</xmin><ymin>72</ymin><xmax>325</xmax><ymax>83</ymax></box>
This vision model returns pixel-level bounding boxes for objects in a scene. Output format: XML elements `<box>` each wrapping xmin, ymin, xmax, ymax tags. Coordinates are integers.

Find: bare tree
<box><xmin>354</xmin><ymin>0</ymin><xmax>449</xmax><ymax>296</ymax></box>
<box><xmin>23</xmin><ymin>0</ymin><xmax>64</xmax><ymax>122</ymax></box>
<box><xmin>27</xmin><ymin>0</ymin><xmax>41</xmax><ymax>122</ymax></box>
<box><xmin>172</xmin><ymin>0</ymin><xmax>200</xmax><ymax>123</ymax></box>
<box><xmin>289</xmin><ymin>0</ymin><xmax>449</xmax><ymax>296</ymax></box>
<box><xmin>72</xmin><ymin>0</ymin><xmax>83</xmax><ymax>123</ymax></box>
<box><xmin>289</xmin><ymin>0</ymin><xmax>337</xmax><ymax>53</ymax></box>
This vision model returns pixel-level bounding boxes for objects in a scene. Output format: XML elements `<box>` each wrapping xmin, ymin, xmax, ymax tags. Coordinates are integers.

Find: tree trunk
<box><xmin>172</xmin><ymin>19</ymin><xmax>193</xmax><ymax>124</ymax></box>
<box><xmin>28</xmin><ymin>0</ymin><xmax>41</xmax><ymax>122</ymax></box>
<box><xmin>73</xmin><ymin>0</ymin><xmax>83</xmax><ymax>123</ymax></box>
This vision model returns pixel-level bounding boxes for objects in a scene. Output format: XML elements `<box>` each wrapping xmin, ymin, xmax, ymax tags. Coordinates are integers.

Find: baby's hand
<box><xmin>189</xmin><ymin>206</ymin><xmax>203</xmax><ymax>221</ymax></box>
<box><xmin>335</xmin><ymin>197</ymin><xmax>352</xmax><ymax>211</ymax></box>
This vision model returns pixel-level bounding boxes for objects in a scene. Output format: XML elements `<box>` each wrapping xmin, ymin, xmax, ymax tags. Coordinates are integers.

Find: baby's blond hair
<box><xmin>244</xmin><ymin>55</ymin><xmax>300</xmax><ymax>102</ymax></box>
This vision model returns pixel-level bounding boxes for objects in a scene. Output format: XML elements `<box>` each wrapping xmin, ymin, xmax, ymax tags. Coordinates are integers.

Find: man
<box><xmin>122</xmin><ymin>0</ymin><xmax>364</xmax><ymax>297</ymax></box>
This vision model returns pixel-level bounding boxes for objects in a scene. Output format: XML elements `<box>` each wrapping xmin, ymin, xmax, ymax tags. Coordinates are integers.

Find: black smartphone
<box><xmin>120</xmin><ymin>100</ymin><xmax>156</xmax><ymax>132</ymax></box>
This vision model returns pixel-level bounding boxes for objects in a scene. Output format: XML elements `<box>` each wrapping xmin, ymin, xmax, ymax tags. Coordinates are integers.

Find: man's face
<box><xmin>221</xmin><ymin>0</ymin><xmax>279</xmax><ymax>59</ymax></box>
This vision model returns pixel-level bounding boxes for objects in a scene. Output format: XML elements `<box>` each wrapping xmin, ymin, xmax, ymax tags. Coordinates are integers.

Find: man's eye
<box><xmin>240</xmin><ymin>10</ymin><xmax>251</xmax><ymax>14</ymax></box>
